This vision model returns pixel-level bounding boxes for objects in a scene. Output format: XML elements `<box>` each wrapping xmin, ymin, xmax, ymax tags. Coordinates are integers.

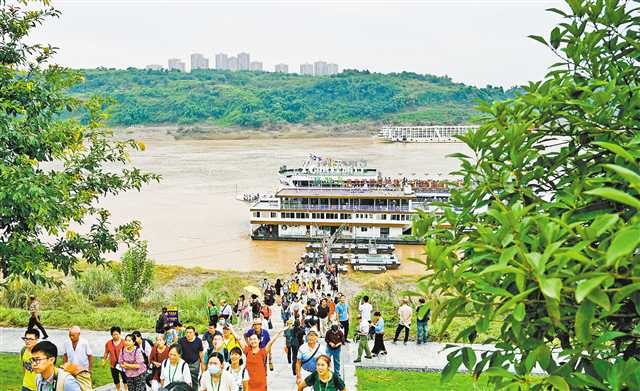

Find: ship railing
<box><xmin>279</xmin><ymin>203</ymin><xmax>412</xmax><ymax>212</ymax></box>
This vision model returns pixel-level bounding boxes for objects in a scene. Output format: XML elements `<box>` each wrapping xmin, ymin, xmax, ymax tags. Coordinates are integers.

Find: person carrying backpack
<box><xmin>118</xmin><ymin>334</ymin><xmax>148</xmax><ymax>391</ymax></box>
<box><xmin>156</xmin><ymin>307</ymin><xmax>169</xmax><ymax>335</ymax></box>
<box><xmin>31</xmin><ymin>340</ymin><xmax>90</xmax><ymax>391</ymax></box>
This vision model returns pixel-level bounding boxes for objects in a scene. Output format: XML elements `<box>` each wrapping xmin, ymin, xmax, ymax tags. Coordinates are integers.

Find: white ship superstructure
<box><xmin>279</xmin><ymin>156</ymin><xmax>379</xmax><ymax>187</ymax></box>
<box><xmin>250</xmin><ymin>185</ymin><xmax>450</xmax><ymax>243</ymax></box>
<box><xmin>378</xmin><ymin>125</ymin><xmax>479</xmax><ymax>143</ymax></box>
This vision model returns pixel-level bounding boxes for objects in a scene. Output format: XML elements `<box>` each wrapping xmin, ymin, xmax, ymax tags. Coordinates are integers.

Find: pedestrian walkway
<box><xmin>1</xmin><ymin>306</ymin><xmax>358</xmax><ymax>390</ymax></box>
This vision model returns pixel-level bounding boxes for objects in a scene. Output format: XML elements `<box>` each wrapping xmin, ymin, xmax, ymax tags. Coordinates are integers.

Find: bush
<box><xmin>1</xmin><ymin>279</ymin><xmax>42</xmax><ymax>308</ymax></box>
<box><xmin>74</xmin><ymin>266</ymin><xmax>117</xmax><ymax>301</ymax></box>
<box><xmin>116</xmin><ymin>241</ymin><xmax>155</xmax><ymax>305</ymax></box>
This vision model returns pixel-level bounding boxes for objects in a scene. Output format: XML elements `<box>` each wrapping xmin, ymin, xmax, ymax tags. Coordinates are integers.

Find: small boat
<box><xmin>304</xmin><ymin>242</ymin><xmax>395</xmax><ymax>254</ymax></box>
<box><xmin>350</xmin><ymin>254</ymin><xmax>400</xmax><ymax>269</ymax></box>
<box><xmin>353</xmin><ymin>265</ymin><xmax>387</xmax><ymax>273</ymax></box>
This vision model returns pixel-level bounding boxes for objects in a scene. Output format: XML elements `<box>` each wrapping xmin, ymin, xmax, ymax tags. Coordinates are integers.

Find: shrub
<box><xmin>116</xmin><ymin>241</ymin><xmax>154</xmax><ymax>305</ymax></box>
<box><xmin>74</xmin><ymin>266</ymin><xmax>117</xmax><ymax>301</ymax></box>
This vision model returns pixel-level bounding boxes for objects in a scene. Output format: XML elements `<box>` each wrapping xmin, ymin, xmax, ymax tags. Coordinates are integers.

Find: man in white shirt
<box><xmin>359</xmin><ymin>296</ymin><xmax>373</xmax><ymax>322</ymax></box>
<box><xmin>63</xmin><ymin>326</ymin><xmax>93</xmax><ymax>373</ymax></box>
<box><xmin>393</xmin><ymin>298</ymin><xmax>413</xmax><ymax>345</ymax></box>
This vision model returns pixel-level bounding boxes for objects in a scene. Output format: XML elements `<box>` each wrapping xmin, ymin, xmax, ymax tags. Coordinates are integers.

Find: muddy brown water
<box><xmin>100</xmin><ymin>134</ymin><xmax>470</xmax><ymax>275</ymax></box>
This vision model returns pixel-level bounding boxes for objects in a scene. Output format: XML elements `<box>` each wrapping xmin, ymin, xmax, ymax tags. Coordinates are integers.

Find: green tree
<box><xmin>116</xmin><ymin>241</ymin><xmax>154</xmax><ymax>305</ymax></box>
<box><xmin>413</xmin><ymin>0</ymin><xmax>640</xmax><ymax>389</ymax></box>
<box><xmin>0</xmin><ymin>1</ymin><xmax>159</xmax><ymax>285</ymax></box>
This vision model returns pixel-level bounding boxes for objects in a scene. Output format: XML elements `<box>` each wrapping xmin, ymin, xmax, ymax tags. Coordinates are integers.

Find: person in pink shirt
<box><xmin>118</xmin><ymin>334</ymin><xmax>147</xmax><ymax>391</ymax></box>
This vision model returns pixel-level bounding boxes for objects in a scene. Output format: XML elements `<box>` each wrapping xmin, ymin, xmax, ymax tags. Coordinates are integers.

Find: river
<box><xmin>101</xmin><ymin>133</ymin><xmax>471</xmax><ymax>275</ymax></box>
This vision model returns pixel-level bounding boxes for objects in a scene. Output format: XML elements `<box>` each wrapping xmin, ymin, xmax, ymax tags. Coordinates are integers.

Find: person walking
<box><xmin>149</xmin><ymin>334</ymin><xmax>170</xmax><ymax>391</ymax></box>
<box><xmin>370</xmin><ymin>311</ymin><xmax>387</xmax><ymax>357</ymax></box>
<box><xmin>31</xmin><ymin>341</ymin><xmax>82</xmax><ymax>391</ymax></box>
<box><xmin>20</xmin><ymin>328</ymin><xmax>40</xmax><ymax>391</ymax></box>
<box><xmin>226</xmin><ymin>347</ymin><xmax>250</xmax><ymax>391</ymax></box>
<box><xmin>284</xmin><ymin>319</ymin><xmax>305</xmax><ymax>376</ymax></box>
<box><xmin>118</xmin><ymin>334</ymin><xmax>147</xmax><ymax>391</ymax></box>
<box><xmin>219</xmin><ymin>299</ymin><xmax>233</xmax><ymax>322</ymax></box>
<box><xmin>324</xmin><ymin>321</ymin><xmax>344</xmax><ymax>375</ymax></box>
<box><xmin>244</xmin><ymin>318</ymin><xmax>273</xmax><ymax>371</ymax></box>
<box><xmin>156</xmin><ymin>307</ymin><xmax>170</xmax><ymax>335</ymax></box>
<box><xmin>63</xmin><ymin>326</ymin><xmax>93</xmax><ymax>375</ymax></box>
<box><xmin>353</xmin><ymin>316</ymin><xmax>372</xmax><ymax>363</ymax></box>
<box><xmin>335</xmin><ymin>295</ymin><xmax>350</xmax><ymax>343</ymax></box>
<box><xmin>232</xmin><ymin>324</ymin><xmax>285</xmax><ymax>391</ymax></box>
<box><xmin>26</xmin><ymin>295</ymin><xmax>48</xmax><ymax>340</ymax></box>
<box><xmin>358</xmin><ymin>296</ymin><xmax>373</xmax><ymax>323</ymax></box>
<box><xmin>178</xmin><ymin>326</ymin><xmax>204</xmax><ymax>387</ymax></box>
<box><xmin>295</xmin><ymin>329</ymin><xmax>326</xmax><ymax>385</ymax></box>
<box><xmin>296</xmin><ymin>355</ymin><xmax>346</xmax><ymax>391</ymax></box>
<box><xmin>317</xmin><ymin>298</ymin><xmax>330</xmax><ymax>335</ymax></box>
<box><xmin>199</xmin><ymin>352</ymin><xmax>236</xmax><ymax>391</ymax></box>
<box><xmin>207</xmin><ymin>300</ymin><xmax>220</xmax><ymax>327</ymax></box>
<box><xmin>393</xmin><ymin>298</ymin><xmax>412</xmax><ymax>345</ymax></box>
<box><xmin>159</xmin><ymin>344</ymin><xmax>192</xmax><ymax>388</ymax></box>
<box><xmin>102</xmin><ymin>326</ymin><xmax>128</xmax><ymax>391</ymax></box>
<box><xmin>416</xmin><ymin>297</ymin><xmax>430</xmax><ymax>344</ymax></box>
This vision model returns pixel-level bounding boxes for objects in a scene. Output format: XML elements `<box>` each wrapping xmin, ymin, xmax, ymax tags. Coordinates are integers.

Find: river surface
<box><xmin>101</xmin><ymin>135</ymin><xmax>471</xmax><ymax>275</ymax></box>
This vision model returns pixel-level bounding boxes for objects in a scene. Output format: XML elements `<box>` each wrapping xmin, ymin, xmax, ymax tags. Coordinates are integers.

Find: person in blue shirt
<box><xmin>335</xmin><ymin>295</ymin><xmax>351</xmax><ymax>343</ymax></box>
<box><xmin>32</xmin><ymin>341</ymin><xmax>82</xmax><ymax>391</ymax></box>
<box><xmin>370</xmin><ymin>311</ymin><xmax>387</xmax><ymax>356</ymax></box>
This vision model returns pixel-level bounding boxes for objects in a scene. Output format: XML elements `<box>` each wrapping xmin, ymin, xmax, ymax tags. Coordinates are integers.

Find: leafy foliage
<box><xmin>67</xmin><ymin>68</ymin><xmax>515</xmax><ymax>128</ymax></box>
<box><xmin>74</xmin><ymin>265</ymin><xmax>117</xmax><ymax>301</ymax></box>
<box><xmin>413</xmin><ymin>0</ymin><xmax>640</xmax><ymax>389</ymax></box>
<box><xmin>116</xmin><ymin>241</ymin><xmax>154</xmax><ymax>305</ymax></box>
<box><xmin>0</xmin><ymin>1</ymin><xmax>159</xmax><ymax>285</ymax></box>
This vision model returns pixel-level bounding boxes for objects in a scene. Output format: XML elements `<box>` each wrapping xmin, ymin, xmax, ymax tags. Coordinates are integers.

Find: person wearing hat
<box><xmin>325</xmin><ymin>321</ymin><xmax>345</xmax><ymax>374</ymax></box>
<box><xmin>295</xmin><ymin>329</ymin><xmax>326</xmax><ymax>385</ymax></box>
<box><xmin>222</xmin><ymin>323</ymin><xmax>241</xmax><ymax>353</ymax></box>
<box><xmin>244</xmin><ymin>318</ymin><xmax>273</xmax><ymax>371</ymax></box>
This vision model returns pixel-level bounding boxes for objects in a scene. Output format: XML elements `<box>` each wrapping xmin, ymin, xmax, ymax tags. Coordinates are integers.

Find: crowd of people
<box><xmin>17</xmin><ymin>261</ymin><xmax>431</xmax><ymax>391</ymax></box>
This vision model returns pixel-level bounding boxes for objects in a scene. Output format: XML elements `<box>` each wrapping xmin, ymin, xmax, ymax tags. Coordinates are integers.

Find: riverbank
<box><xmin>113</xmin><ymin>122</ymin><xmax>379</xmax><ymax>141</ymax></box>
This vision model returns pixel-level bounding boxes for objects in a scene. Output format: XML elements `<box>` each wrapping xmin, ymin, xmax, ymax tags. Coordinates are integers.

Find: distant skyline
<box><xmin>31</xmin><ymin>0</ymin><xmax>562</xmax><ymax>88</ymax></box>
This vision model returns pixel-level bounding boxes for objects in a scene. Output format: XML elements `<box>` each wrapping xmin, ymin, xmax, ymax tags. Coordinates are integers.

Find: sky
<box><xmin>31</xmin><ymin>0</ymin><xmax>564</xmax><ymax>88</ymax></box>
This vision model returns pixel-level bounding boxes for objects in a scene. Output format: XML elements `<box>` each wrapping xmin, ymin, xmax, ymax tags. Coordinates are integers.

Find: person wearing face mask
<box><xmin>324</xmin><ymin>321</ymin><xmax>344</xmax><ymax>375</ymax></box>
<box><xmin>199</xmin><ymin>352</ymin><xmax>236</xmax><ymax>391</ymax></box>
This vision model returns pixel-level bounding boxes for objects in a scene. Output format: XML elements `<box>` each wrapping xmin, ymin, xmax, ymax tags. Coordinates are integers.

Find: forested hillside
<box><xmin>69</xmin><ymin>68</ymin><xmax>515</xmax><ymax>128</ymax></box>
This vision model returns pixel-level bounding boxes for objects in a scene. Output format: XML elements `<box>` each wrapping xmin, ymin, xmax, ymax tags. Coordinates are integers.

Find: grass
<box><xmin>0</xmin><ymin>353</ymin><xmax>113</xmax><ymax>391</ymax></box>
<box><xmin>0</xmin><ymin>265</ymin><xmax>283</xmax><ymax>333</ymax></box>
<box><xmin>356</xmin><ymin>368</ymin><xmax>491</xmax><ymax>391</ymax></box>
<box><xmin>347</xmin><ymin>275</ymin><xmax>501</xmax><ymax>343</ymax></box>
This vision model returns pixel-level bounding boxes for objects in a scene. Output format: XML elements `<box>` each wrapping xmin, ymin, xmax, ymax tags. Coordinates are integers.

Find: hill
<box><xmin>69</xmin><ymin>68</ymin><xmax>515</xmax><ymax>129</ymax></box>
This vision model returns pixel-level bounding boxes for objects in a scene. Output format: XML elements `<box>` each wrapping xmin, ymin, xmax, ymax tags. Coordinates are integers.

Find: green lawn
<box><xmin>0</xmin><ymin>353</ymin><xmax>114</xmax><ymax>391</ymax></box>
<box><xmin>356</xmin><ymin>368</ymin><xmax>491</xmax><ymax>391</ymax></box>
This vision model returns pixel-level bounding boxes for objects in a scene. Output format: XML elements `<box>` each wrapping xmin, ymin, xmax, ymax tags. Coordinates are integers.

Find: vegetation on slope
<box><xmin>69</xmin><ymin>68</ymin><xmax>515</xmax><ymax>128</ymax></box>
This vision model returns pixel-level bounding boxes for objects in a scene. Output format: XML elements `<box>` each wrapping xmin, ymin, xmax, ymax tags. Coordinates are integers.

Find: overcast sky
<box><xmin>32</xmin><ymin>0</ymin><xmax>564</xmax><ymax>88</ymax></box>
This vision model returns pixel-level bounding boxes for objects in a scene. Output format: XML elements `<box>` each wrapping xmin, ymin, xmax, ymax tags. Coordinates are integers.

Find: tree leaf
<box><xmin>441</xmin><ymin>354</ymin><xmax>463</xmax><ymax>383</ymax></box>
<box><xmin>540</xmin><ymin>277</ymin><xmax>562</xmax><ymax>300</ymax></box>
<box><xmin>586</xmin><ymin>213</ymin><xmax>619</xmax><ymax>239</ymax></box>
<box><xmin>462</xmin><ymin>347</ymin><xmax>477</xmax><ymax>371</ymax></box>
<box><xmin>593</xmin><ymin>141</ymin><xmax>636</xmax><ymax>164</ymax></box>
<box><xmin>585</xmin><ymin>188</ymin><xmax>640</xmax><ymax>210</ymax></box>
<box><xmin>603</xmin><ymin>164</ymin><xmax>640</xmax><ymax>187</ymax></box>
<box><xmin>576</xmin><ymin>300</ymin><xmax>595</xmax><ymax>344</ymax></box>
<box><xmin>606</xmin><ymin>227</ymin><xmax>640</xmax><ymax>266</ymax></box>
<box><xmin>546</xmin><ymin>375</ymin><xmax>570</xmax><ymax>391</ymax></box>
<box><xmin>576</xmin><ymin>275</ymin><xmax>608</xmax><ymax>303</ymax></box>
<box><xmin>529</xmin><ymin>35</ymin><xmax>549</xmax><ymax>46</ymax></box>
<box><xmin>513</xmin><ymin>303</ymin><xmax>525</xmax><ymax>322</ymax></box>
<box><xmin>587</xmin><ymin>288</ymin><xmax>611</xmax><ymax>311</ymax></box>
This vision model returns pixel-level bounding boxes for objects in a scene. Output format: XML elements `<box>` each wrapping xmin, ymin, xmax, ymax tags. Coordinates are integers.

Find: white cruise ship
<box><xmin>378</xmin><ymin>125</ymin><xmax>479</xmax><ymax>143</ymax></box>
<box><xmin>278</xmin><ymin>156</ymin><xmax>379</xmax><ymax>187</ymax></box>
<box><xmin>249</xmin><ymin>182</ymin><xmax>452</xmax><ymax>243</ymax></box>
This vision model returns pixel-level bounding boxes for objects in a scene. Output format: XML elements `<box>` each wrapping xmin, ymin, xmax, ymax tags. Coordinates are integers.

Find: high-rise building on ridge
<box><xmin>275</xmin><ymin>63</ymin><xmax>288</xmax><ymax>73</ymax></box>
<box><xmin>327</xmin><ymin>63</ymin><xmax>339</xmax><ymax>75</ymax></box>
<box><xmin>314</xmin><ymin>61</ymin><xmax>328</xmax><ymax>76</ymax></box>
<box><xmin>168</xmin><ymin>58</ymin><xmax>186</xmax><ymax>72</ymax></box>
<box><xmin>237</xmin><ymin>52</ymin><xmax>250</xmax><ymax>70</ymax></box>
<box><xmin>190</xmin><ymin>53</ymin><xmax>209</xmax><ymax>70</ymax></box>
<box><xmin>249</xmin><ymin>61</ymin><xmax>263</xmax><ymax>71</ymax></box>
<box><xmin>145</xmin><ymin>64</ymin><xmax>163</xmax><ymax>70</ymax></box>
<box><xmin>228</xmin><ymin>56</ymin><xmax>239</xmax><ymax>71</ymax></box>
<box><xmin>215</xmin><ymin>53</ymin><xmax>229</xmax><ymax>70</ymax></box>
<box><xmin>300</xmin><ymin>63</ymin><xmax>314</xmax><ymax>75</ymax></box>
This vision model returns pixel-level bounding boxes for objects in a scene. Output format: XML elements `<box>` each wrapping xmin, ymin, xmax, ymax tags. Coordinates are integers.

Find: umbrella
<box><xmin>244</xmin><ymin>285</ymin><xmax>262</xmax><ymax>297</ymax></box>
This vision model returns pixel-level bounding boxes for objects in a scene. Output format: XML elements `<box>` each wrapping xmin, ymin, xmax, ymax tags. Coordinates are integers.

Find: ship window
<box><xmin>271</xmin><ymin>212</ymin><xmax>277</xmax><ymax>218</ymax></box>
<box><xmin>253</xmin><ymin>212</ymin><xmax>261</xmax><ymax>218</ymax></box>
<box><xmin>361</xmin><ymin>227</ymin><xmax>368</xmax><ymax>232</ymax></box>
<box><xmin>381</xmin><ymin>214</ymin><xmax>387</xmax><ymax>220</ymax></box>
